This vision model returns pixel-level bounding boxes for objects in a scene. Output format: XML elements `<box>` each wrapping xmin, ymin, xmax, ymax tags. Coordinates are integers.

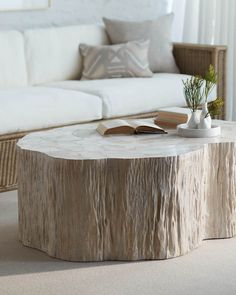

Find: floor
<box><xmin>1</xmin><ymin>191</ymin><xmax>236</xmax><ymax>295</ymax></box>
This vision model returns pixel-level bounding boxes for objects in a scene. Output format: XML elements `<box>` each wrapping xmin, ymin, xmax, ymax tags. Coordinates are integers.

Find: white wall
<box><xmin>0</xmin><ymin>0</ymin><xmax>168</xmax><ymax>31</ymax></box>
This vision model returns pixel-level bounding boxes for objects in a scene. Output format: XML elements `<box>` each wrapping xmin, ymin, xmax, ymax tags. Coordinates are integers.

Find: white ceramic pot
<box><xmin>198</xmin><ymin>117</ymin><xmax>212</xmax><ymax>129</ymax></box>
<box><xmin>199</xmin><ymin>102</ymin><xmax>212</xmax><ymax>129</ymax></box>
<box><xmin>188</xmin><ymin>111</ymin><xmax>199</xmax><ymax>129</ymax></box>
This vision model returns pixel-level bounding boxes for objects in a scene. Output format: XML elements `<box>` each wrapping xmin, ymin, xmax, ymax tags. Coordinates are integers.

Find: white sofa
<box><xmin>0</xmin><ymin>24</ymin><xmax>226</xmax><ymax>192</ymax></box>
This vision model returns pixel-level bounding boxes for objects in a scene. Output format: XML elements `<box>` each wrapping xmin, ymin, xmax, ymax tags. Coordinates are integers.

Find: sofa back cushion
<box><xmin>103</xmin><ymin>14</ymin><xmax>179</xmax><ymax>74</ymax></box>
<box><xmin>0</xmin><ymin>31</ymin><xmax>28</xmax><ymax>88</ymax></box>
<box><xmin>24</xmin><ymin>25</ymin><xmax>109</xmax><ymax>85</ymax></box>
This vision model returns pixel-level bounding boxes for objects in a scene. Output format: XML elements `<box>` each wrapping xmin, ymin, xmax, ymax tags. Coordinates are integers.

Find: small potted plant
<box><xmin>183</xmin><ymin>65</ymin><xmax>219</xmax><ymax>129</ymax></box>
<box><xmin>183</xmin><ymin>76</ymin><xmax>203</xmax><ymax>129</ymax></box>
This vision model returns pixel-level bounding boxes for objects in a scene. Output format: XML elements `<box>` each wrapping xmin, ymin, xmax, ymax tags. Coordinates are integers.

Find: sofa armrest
<box><xmin>173</xmin><ymin>43</ymin><xmax>227</xmax><ymax>118</ymax></box>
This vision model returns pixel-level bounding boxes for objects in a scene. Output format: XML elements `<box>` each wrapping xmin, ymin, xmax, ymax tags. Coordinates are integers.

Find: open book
<box><xmin>96</xmin><ymin>120</ymin><xmax>167</xmax><ymax>136</ymax></box>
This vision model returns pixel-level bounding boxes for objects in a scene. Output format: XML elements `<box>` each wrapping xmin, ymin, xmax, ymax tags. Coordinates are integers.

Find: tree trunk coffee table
<box><xmin>17</xmin><ymin>120</ymin><xmax>236</xmax><ymax>261</ymax></box>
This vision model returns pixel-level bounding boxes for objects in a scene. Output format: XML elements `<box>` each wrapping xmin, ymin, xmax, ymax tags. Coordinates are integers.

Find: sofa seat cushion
<box><xmin>47</xmin><ymin>74</ymin><xmax>216</xmax><ymax>118</ymax></box>
<box><xmin>0</xmin><ymin>87</ymin><xmax>102</xmax><ymax>135</ymax></box>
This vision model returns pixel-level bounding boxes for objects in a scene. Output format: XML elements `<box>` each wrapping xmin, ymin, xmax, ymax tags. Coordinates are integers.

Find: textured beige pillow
<box><xmin>103</xmin><ymin>14</ymin><xmax>179</xmax><ymax>74</ymax></box>
<box><xmin>79</xmin><ymin>40</ymin><xmax>153</xmax><ymax>80</ymax></box>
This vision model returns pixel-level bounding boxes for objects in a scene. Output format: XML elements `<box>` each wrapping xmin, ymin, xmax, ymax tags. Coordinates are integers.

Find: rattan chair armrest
<box><xmin>173</xmin><ymin>43</ymin><xmax>227</xmax><ymax>118</ymax></box>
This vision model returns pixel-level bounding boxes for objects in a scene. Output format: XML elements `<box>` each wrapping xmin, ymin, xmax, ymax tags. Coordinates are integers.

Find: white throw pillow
<box><xmin>103</xmin><ymin>14</ymin><xmax>179</xmax><ymax>74</ymax></box>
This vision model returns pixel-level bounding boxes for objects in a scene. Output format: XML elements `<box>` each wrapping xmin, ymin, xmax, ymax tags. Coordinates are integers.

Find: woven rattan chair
<box><xmin>0</xmin><ymin>43</ymin><xmax>227</xmax><ymax>193</ymax></box>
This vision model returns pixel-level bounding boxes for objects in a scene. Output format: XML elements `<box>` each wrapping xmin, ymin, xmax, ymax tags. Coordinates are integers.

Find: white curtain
<box><xmin>170</xmin><ymin>0</ymin><xmax>236</xmax><ymax>120</ymax></box>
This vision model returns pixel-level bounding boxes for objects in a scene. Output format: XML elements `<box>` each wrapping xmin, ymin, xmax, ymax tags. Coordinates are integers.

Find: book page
<box><xmin>101</xmin><ymin>120</ymin><xmax>131</xmax><ymax>129</ymax></box>
<box><xmin>128</xmin><ymin>120</ymin><xmax>163</xmax><ymax>130</ymax></box>
<box><xmin>128</xmin><ymin>120</ymin><xmax>166</xmax><ymax>134</ymax></box>
<box><xmin>96</xmin><ymin>120</ymin><xmax>134</xmax><ymax>135</ymax></box>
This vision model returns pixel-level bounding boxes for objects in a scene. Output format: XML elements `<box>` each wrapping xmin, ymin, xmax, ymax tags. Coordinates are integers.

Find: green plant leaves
<box><xmin>182</xmin><ymin>65</ymin><xmax>219</xmax><ymax>112</ymax></box>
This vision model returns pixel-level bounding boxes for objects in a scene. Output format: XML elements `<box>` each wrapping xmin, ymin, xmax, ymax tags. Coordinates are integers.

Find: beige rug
<box><xmin>1</xmin><ymin>191</ymin><xmax>236</xmax><ymax>295</ymax></box>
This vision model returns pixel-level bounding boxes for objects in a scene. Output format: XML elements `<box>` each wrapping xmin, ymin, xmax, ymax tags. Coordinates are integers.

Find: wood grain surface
<box><xmin>17</xmin><ymin>121</ymin><xmax>236</xmax><ymax>261</ymax></box>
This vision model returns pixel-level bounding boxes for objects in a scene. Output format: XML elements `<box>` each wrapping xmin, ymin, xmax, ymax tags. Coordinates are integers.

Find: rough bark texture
<box><xmin>17</xmin><ymin>122</ymin><xmax>236</xmax><ymax>261</ymax></box>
